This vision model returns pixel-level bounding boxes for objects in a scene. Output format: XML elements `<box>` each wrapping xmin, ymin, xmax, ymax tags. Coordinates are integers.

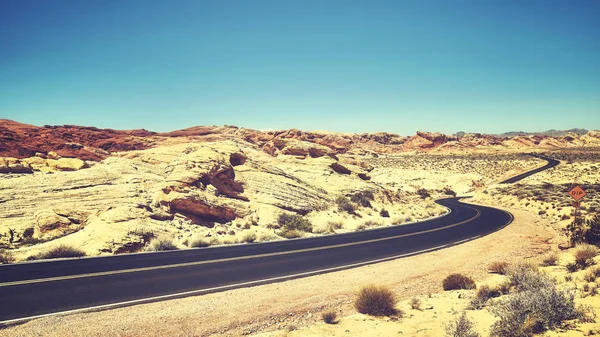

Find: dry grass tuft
<box><xmin>355</xmin><ymin>285</ymin><xmax>398</xmax><ymax>316</ymax></box>
<box><xmin>0</xmin><ymin>249</ymin><xmax>15</xmax><ymax>264</ymax></box>
<box><xmin>574</xmin><ymin>244</ymin><xmax>599</xmax><ymax>268</ymax></box>
<box><xmin>443</xmin><ymin>273</ymin><xmax>476</xmax><ymax>291</ymax></box>
<box><xmin>488</xmin><ymin>261</ymin><xmax>509</xmax><ymax>275</ymax></box>
<box><xmin>541</xmin><ymin>253</ymin><xmax>559</xmax><ymax>266</ymax></box>
<box><xmin>145</xmin><ymin>236</ymin><xmax>178</xmax><ymax>252</ymax></box>
<box><xmin>28</xmin><ymin>244</ymin><xmax>86</xmax><ymax>260</ymax></box>
<box><xmin>321</xmin><ymin>310</ymin><xmax>338</xmax><ymax>324</ymax></box>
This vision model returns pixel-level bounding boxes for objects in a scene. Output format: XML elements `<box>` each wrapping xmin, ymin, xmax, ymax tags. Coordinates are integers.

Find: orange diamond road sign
<box><xmin>568</xmin><ymin>186</ymin><xmax>586</xmax><ymax>201</ymax></box>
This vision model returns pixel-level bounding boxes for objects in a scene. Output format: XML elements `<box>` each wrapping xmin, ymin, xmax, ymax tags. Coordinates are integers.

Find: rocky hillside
<box><xmin>1</xmin><ymin>119</ymin><xmax>600</xmax><ymax>169</ymax></box>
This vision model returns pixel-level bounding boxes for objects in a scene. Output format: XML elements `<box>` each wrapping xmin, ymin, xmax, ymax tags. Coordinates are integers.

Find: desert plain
<box><xmin>1</xmin><ymin>119</ymin><xmax>600</xmax><ymax>336</ymax></box>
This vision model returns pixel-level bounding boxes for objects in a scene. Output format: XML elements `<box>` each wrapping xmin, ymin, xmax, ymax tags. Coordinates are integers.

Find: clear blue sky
<box><xmin>1</xmin><ymin>0</ymin><xmax>598</xmax><ymax>134</ymax></box>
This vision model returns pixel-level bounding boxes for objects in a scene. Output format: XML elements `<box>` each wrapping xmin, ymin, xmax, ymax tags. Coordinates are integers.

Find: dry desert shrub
<box><xmin>0</xmin><ymin>249</ymin><xmax>15</xmax><ymax>264</ymax></box>
<box><xmin>541</xmin><ymin>253</ymin><xmax>559</xmax><ymax>266</ymax></box>
<box><xmin>443</xmin><ymin>273</ymin><xmax>476</xmax><ymax>291</ymax></box>
<box><xmin>321</xmin><ymin>310</ymin><xmax>338</xmax><ymax>324</ymax></box>
<box><xmin>277</xmin><ymin>213</ymin><xmax>313</xmax><ymax>233</ymax></box>
<box><xmin>29</xmin><ymin>244</ymin><xmax>86</xmax><ymax>260</ymax></box>
<box><xmin>355</xmin><ymin>285</ymin><xmax>398</xmax><ymax>316</ymax></box>
<box><xmin>278</xmin><ymin>229</ymin><xmax>303</xmax><ymax>239</ymax></box>
<box><xmin>410</xmin><ymin>297</ymin><xmax>422</xmax><ymax>310</ymax></box>
<box><xmin>241</xmin><ymin>231</ymin><xmax>257</xmax><ymax>243</ymax></box>
<box><xmin>488</xmin><ymin>261</ymin><xmax>509</xmax><ymax>274</ymax></box>
<box><xmin>379</xmin><ymin>209</ymin><xmax>390</xmax><ymax>217</ymax></box>
<box><xmin>145</xmin><ymin>236</ymin><xmax>178</xmax><ymax>252</ymax></box>
<box><xmin>350</xmin><ymin>190</ymin><xmax>374</xmax><ymax>208</ymax></box>
<box><xmin>188</xmin><ymin>237</ymin><xmax>212</xmax><ymax>248</ymax></box>
<box><xmin>470</xmin><ymin>284</ymin><xmax>506</xmax><ymax>310</ymax></box>
<box><xmin>445</xmin><ymin>312</ymin><xmax>480</xmax><ymax>337</ymax></box>
<box><xmin>326</xmin><ymin>220</ymin><xmax>344</xmax><ymax>233</ymax></box>
<box><xmin>335</xmin><ymin>196</ymin><xmax>356</xmax><ymax>214</ymax></box>
<box><xmin>490</xmin><ymin>278</ymin><xmax>578</xmax><ymax>337</ymax></box>
<box><xmin>574</xmin><ymin>244</ymin><xmax>599</xmax><ymax>268</ymax></box>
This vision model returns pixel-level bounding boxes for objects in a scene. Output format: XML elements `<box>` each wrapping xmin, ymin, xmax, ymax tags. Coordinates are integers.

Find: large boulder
<box><xmin>46</xmin><ymin>158</ymin><xmax>88</xmax><ymax>171</ymax></box>
<box><xmin>0</xmin><ymin>157</ymin><xmax>33</xmax><ymax>174</ymax></box>
<box><xmin>33</xmin><ymin>209</ymin><xmax>73</xmax><ymax>239</ymax></box>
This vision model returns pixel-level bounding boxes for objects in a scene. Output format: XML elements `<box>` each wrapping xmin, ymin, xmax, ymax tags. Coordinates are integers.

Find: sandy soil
<box><xmin>0</xmin><ymin>205</ymin><xmax>557</xmax><ymax>337</ymax></box>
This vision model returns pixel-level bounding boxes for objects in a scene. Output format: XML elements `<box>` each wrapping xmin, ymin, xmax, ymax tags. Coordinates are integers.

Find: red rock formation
<box><xmin>0</xmin><ymin>119</ymin><xmax>155</xmax><ymax>161</ymax></box>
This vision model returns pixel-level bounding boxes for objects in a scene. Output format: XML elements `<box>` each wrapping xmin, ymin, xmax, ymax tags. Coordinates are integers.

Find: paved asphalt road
<box><xmin>0</xmin><ymin>154</ymin><xmax>558</xmax><ymax>323</ymax></box>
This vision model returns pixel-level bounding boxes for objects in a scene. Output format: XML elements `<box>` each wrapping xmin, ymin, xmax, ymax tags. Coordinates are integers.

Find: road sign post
<box><xmin>568</xmin><ymin>185</ymin><xmax>586</xmax><ymax>232</ymax></box>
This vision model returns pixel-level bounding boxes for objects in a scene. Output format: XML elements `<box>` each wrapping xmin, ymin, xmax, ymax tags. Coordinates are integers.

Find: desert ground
<box><xmin>1</xmin><ymin>120</ymin><xmax>600</xmax><ymax>336</ymax></box>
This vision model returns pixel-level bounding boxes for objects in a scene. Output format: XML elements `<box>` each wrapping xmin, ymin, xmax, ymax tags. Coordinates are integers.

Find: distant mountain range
<box><xmin>453</xmin><ymin>129</ymin><xmax>589</xmax><ymax>138</ymax></box>
<box><xmin>496</xmin><ymin>129</ymin><xmax>589</xmax><ymax>137</ymax></box>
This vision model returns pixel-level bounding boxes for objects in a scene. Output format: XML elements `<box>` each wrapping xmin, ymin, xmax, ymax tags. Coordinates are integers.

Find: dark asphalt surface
<box><xmin>0</xmin><ymin>155</ymin><xmax>557</xmax><ymax>322</ymax></box>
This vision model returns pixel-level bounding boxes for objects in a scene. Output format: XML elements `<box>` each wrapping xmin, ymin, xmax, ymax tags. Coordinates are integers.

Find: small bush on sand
<box><xmin>410</xmin><ymin>297</ymin><xmax>422</xmax><ymax>310</ymax></box>
<box><xmin>379</xmin><ymin>209</ymin><xmax>390</xmax><ymax>218</ymax></box>
<box><xmin>355</xmin><ymin>285</ymin><xmax>398</xmax><ymax>316</ymax></box>
<box><xmin>445</xmin><ymin>312</ymin><xmax>480</xmax><ymax>337</ymax></box>
<box><xmin>336</xmin><ymin>196</ymin><xmax>356</xmax><ymax>214</ymax></box>
<box><xmin>188</xmin><ymin>237</ymin><xmax>211</xmax><ymax>248</ymax></box>
<box><xmin>489</xmin><ymin>261</ymin><xmax>509</xmax><ymax>275</ymax></box>
<box><xmin>585</xmin><ymin>215</ymin><xmax>600</xmax><ymax>245</ymax></box>
<box><xmin>326</xmin><ymin>220</ymin><xmax>344</xmax><ymax>233</ymax></box>
<box><xmin>443</xmin><ymin>274</ymin><xmax>476</xmax><ymax>291</ymax></box>
<box><xmin>278</xmin><ymin>229</ymin><xmax>303</xmax><ymax>239</ymax></box>
<box><xmin>506</xmin><ymin>263</ymin><xmax>548</xmax><ymax>291</ymax></box>
<box><xmin>0</xmin><ymin>249</ymin><xmax>15</xmax><ymax>264</ymax></box>
<box><xmin>566</xmin><ymin>262</ymin><xmax>579</xmax><ymax>273</ymax></box>
<box><xmin>350</xmin><ymin>191</ymin><xmax>374</xmax><ymax>208</ymax></box>
<box><xmin>241</xmin><ymin>231</ymin><xmax>257</xmax><ymax>243</ymax></box>
<box><xmin>364</xmin><ymin>220</ymin><xmax>383</xmax><ymax>228</ymax></box>
<box><xmin>542</xmin><ymin>253</ymin><xmax>559</xmax><ymax>266</ymax></box>
<box><xmin>145</xmin><ymin>236</ymin><xmax>178</xmax><ymax>252</ymax></box>
<box><xmin>470</xmin><ymin>284</ymin><xmax>504</xmax><ymax>309</ymax></box>
<box><xmin>490</xmin><ymin>273</ymin><xmax>578</xmax><ymax>337</ymax></box>
<box><xmin>574</xmin><ymin>244</ymin><xmax>598</xmax><ymax>268</ymax></box>
<box><xmin>31</xmin><ymin>245</ymin><xmax>86</xmax><ymax>260</ymax></box>
<box><xmin>321</xmin><ymin>310</ymin><xmax>338</xmax><ymax>324</ymax></box>
<box><xmin>278</xmin><ymin>213</ymin><xmax>313</xmax><ymax>233</ymax></box>
<box><xmin>443</xmin><ymin>187</ymin><xmax>457</xmax><ymax>197</ymax></box>
<box><xmin>417</xmin><ymin>188</ymin><xmax>430</xmax><ymax>199</ymax></box>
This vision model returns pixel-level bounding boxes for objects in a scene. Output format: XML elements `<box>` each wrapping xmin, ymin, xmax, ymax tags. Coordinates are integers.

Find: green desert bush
<box><xmin>488</xmin><ymin>261</ymin><xmax>509</xmax><ymax>275</ymax></box>
<box><xmin>29</xmin><ymin>244</ymin><xmax>86</xmax><ymax>260</ymax></box>
<box><xmin>574</xmin><ymin>244</ymin><xmax>598</xmax><ymax>268</ymax></box>
<box><xmin>145</xmin><ymin>236</ymin><xmax>178</xmax><ymax>252</ymax></box>
<box><xmin>277</xmin><ymin>213</ymin><xmax>313</xmax><ymax>233</ymax></box>
<box><xmin>445</xmin><ymin>312</ymin><xmax>480</xmax><ymax>337</ymax></box>
<box><xmin>0</xmin><ymin>249</ymin><xmax>15</xmax><ymax>264</ymax></box>
<box><xmin>321</xmin><ymin>310</ymin><xmax>338</xmax><ymax>324</ymax></box>
<box><xmin>443</xmin><ymin>273</ymin><xmax>476</xmax><ymax>291</ymax></box>
<box><xmin>336</xmin><ymin>196</ymin><xmax>356</xmax><ymax>214</ymax></box>
<box><xmin>354</xmin><ymin>285</ymin><xmax>398</xmax><ymax>316</ymax></box>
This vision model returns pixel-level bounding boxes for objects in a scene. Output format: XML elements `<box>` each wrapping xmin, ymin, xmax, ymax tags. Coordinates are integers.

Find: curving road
<box><xmin>0</xmin><ymin>154</ymin><xmax>557</xmax><ymax>323</ymax></box>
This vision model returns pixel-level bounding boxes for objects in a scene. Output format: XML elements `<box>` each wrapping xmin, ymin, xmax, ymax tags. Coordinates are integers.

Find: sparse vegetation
<box><xmin>443</xmin><ymin>273</ymin><xmax>476</xmax><ymax>291</ymax></box>
<box><xmin>488</xmin><ymin>261</ymin><xmax>509</xmax><ymax>275</ymax></box>
<box><xmin>28</xmin><ymin>244</ymin><xmax>86</xmax><ymax>260</ymax></box>
<box><xmin>410</xmin><ymin>297</ymin><xmax>421</xmax><ymax>310</ymax></box>
<box><xmin>417</xmin><ymin>188</ymin><xmax>430</xmax><ymax>199</ymax></box>
<box><xmin>574</xmin><ymin>244</ymin><xmax>599</xmax><ymax>268</ymax></box>
<box><xmin>0</xmin><ymin>249</ymin><xmax>15</xmax><ymax>264</ymax></box>
<box><xmin>490</xmin><ymin>268</ymin><xmax>579</xmax><ymax>337</ymax></box>
<box><xmin>145</xmin><ymin>236</ymin><xmax>178</xmax><ymax>252</ymax></box>
<box><xmin>277</xmin><ymin>213</ymin><xmax>313</xmax><ymax>233</ymax></box>
<box><xmin>354</xmin><ymin>285</ymin><xmax>398</xmax><ymax>316</ymax></box>
<box><xmin>321</xmin><ymin>310</ymin><xmax>338</xmax><ymax>324</ymax></box>
<box><xmin>188</xmin><ymin>237</ymin><xmax>211</xmax><ymax>248</ymax></box>
<box><xmin>445</xmin><ymin>312</ymin><xmax>480</xmax><ymax>337</ymax></box>
<box><xmin>470</xmin><ymin>284</ymin><xmax>505</xmax><ymax>310</ymax></box>
<box><xmin>541</xmin><ymin>253</ymin><xmax>559</xmax><ymax>266</ymax></box>
<box><xmin>443</xmin><ymin>187</ymin><xmax>457</xmax><ymax>197</ymax></box>
<box><xmin>350</xmin><ymin>191</ymin><xmax>374</xmax><ymax>208</ymax></box>
<box><xmin>336</xmin><ymin>196</ymin><xmax>356</xmax><ymax>214</ymax></box>
<box><xmin>241</xmin><ymin>231</ymin><xmax>257</xmax><ymax>243</ymax></box>
<box><xmin>379</xmin><ymin>209</ymin><xmax>390</xmax><ymax>217</ymax></box>
<box><xmin>277</xmin><ymin>229</ymin><xmax>303</xmax><ymax>239</ymax></box>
